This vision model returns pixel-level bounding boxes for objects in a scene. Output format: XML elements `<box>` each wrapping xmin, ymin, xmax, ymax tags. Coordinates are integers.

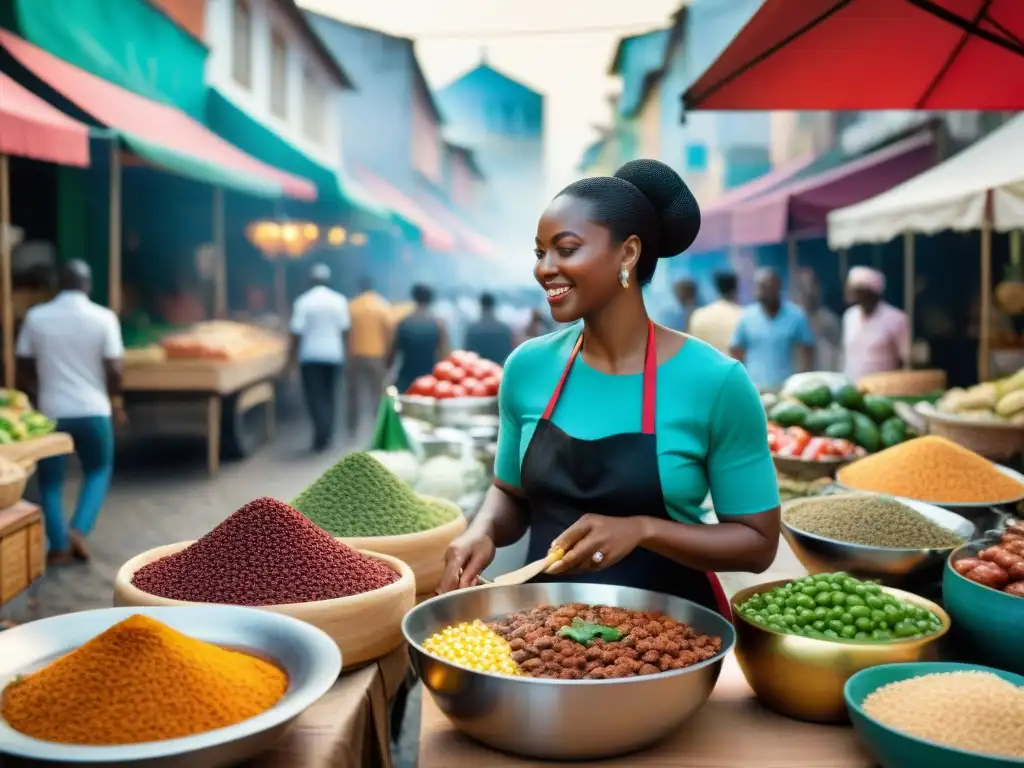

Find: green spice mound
<box><xmin>783</xmin><ymin>496</ymin><xmax>964</xmax><ymax>549</ymax></box>
<box><xmin>292</xmin><ymin>452</ymin><xmax>459</xmax><ymax>536</ymax></box>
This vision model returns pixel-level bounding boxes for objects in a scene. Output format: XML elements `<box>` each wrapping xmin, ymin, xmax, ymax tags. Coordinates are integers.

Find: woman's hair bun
<box><xmin>614</xmin><ymin>159</ymin><xmax>701</xmax><ymax>258</ymax></box>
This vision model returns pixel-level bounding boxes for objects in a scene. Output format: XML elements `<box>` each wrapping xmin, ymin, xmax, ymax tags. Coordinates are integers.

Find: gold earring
<box><xmin>620</xmin><ymin>267</ymin><xmax>630</xmax><ymax>288</ymax></box>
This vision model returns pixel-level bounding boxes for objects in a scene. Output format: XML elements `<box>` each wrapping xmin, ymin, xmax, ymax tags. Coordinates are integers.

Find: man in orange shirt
<box><xmin>346</xmin><ymin>278</ymin><xmax>393</xmax><ymax>436</ymax></box>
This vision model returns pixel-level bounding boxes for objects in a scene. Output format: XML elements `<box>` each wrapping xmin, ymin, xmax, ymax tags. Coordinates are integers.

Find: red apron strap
<box><xmin>541</xmin><ymin>332</ymin><xmax>584</xmax><ymax>421</ymax></box>
<box><xmin>641</xmin><ymin>320</ymin><xmax>657</xmax><ymax>435</ymax></box>
<box><xmin>705</xmin><ymin>572</ymin><xmax>733</xmax><ymax>622</ymax></box>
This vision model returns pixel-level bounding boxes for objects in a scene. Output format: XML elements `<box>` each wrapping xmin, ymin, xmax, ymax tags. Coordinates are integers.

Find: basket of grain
<box><xmin>858</xmin><ymin>369</ymin><xmax>947</xmax><ymax>397</ymax></box>
<box><xmin>0</xmin><ymin>458</ymin><xmax>28</xmax><ymax>510</ymax></box>
<box><xmin>113</xmin><ymin>497</ymin><xmax>416</xmax><ymax>668</ymax></box>
<box><xmin>919</xmin><ymin>407</ymin><xmax>1024</xmax><ymax>462</ymax></box>
<box><xmin>291</xmin><ymin>452</ymin><xmax>468</xmax><ymax>596</ymax></box>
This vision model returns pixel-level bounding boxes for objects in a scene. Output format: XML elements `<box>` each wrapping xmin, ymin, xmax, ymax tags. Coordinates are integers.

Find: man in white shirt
<box><xmin>16</xmin><ymin>261</ymin><xmax>124</xmax><ymax>566</ymax></box>
<box><xmin>688</xmin><ymin>271</ymin><xmax>744</xmax><ymax>355</ymax></box>
<box><xmin>842</xmin><ymin>266</ymin><xmax>910</xmax><ymax>380</ymax></box>
<box><xmin>291</xmin><ymin>264</ymin><xmax>350</xmax><ymax>452</ymax></box>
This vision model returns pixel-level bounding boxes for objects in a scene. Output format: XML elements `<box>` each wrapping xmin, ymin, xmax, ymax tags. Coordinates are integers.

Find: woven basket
<box><xmin>113</xmin><ymin>544</ymin><xmax>416</xmax><ymax>668</ymax></box>
<box><xmin>0</xmin><ymin>461</ymin><xmax>28</xmax><ymax>510</ymax></box>
<box><xmin>922</xmin><ymin>409</ymin><xmax>1024</xmax><ymax>462</ymax></box>
<box><xmin>858</xmin><ymin>369</ymin><xmax>947</xmax><ymax>397</ymax></box>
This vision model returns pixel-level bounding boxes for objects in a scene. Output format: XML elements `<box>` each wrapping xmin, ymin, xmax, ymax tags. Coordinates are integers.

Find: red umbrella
<box><xmin>683</xmin><ymin>0</ymin><xmax>1024</xmax><ymax>110</ymax></box>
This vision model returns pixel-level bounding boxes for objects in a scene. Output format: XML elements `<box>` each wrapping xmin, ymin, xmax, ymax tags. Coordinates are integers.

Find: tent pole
<box><xmin>903</xmin><ymin>232</ymin><xmax>915</xmax><ymax>370</ymax></box>
<box><xmin>979</xmin><ymin>217</ymin><xmax>992</xmax><ymax>383</ymax></box>
<box><xmin>0</xmin><ymin>154</ymin><xmax>13</xmax><ymax>389</ymax></box>
<box><xmin>213</xmin><ymin>187</ymin><xmax>226</xmax><ymax>319</ymax></box>
<box><xmin>108</xmin><ymin>144</ymin><xmax>122</xmax><ymax>315</ymax></box>
<box><xmin>787</xmin><ymin>236</ymin><xmax>798</xmax><ymax>299</ymax></box>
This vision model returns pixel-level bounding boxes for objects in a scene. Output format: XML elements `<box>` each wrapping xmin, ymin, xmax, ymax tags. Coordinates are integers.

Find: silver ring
<box><xmin>591</xmin><ymin>551</ymin><xmax>604</xmax><ymax>564</ymax></box>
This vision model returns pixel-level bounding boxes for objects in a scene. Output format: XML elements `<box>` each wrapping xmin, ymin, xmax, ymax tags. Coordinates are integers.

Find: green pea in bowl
<box><xmin>845</xmin><ymin>662</ymin><xmax>1024</xmax><ymax>768</ymax></box>
<box><xmin>943</xmin><ymin>539</ymin><xmax>1024</xmax><ymax>675</ymax></box>
<box><xmin>731</xmin><ymin>575</ymin><xmax>950</xmax><ymax>723</ymax></box>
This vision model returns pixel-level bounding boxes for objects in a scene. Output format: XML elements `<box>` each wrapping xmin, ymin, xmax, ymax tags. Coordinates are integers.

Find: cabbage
<box><xmin>366</xmin><ymin>450</ymin><xmax>421</xmax><ymax>486</ymax></box>
<box><xmin>415</xmin><ymin>455</ymin><xmax>486</xmax><ymax>501</ymax></box>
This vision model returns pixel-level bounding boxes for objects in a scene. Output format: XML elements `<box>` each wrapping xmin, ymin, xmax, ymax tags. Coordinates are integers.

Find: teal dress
<box><xmin>495</xmin><ymin>327</ymin><xmax>779</xmax><ymax>524</ymax></box>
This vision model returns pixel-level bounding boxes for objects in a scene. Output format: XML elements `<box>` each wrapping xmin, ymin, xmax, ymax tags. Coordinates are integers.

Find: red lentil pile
<box><xmin>131</xmin><ymin>497</ymin><xmax>398</xmax><ymax>606</ymax></box>
<box><xmin>489</xmin><ymin>603</ymin><xmax>722</xmax><ymax>680</ymax></box>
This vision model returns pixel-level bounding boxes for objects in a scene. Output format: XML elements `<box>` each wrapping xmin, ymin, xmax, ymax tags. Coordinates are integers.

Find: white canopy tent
<box><xmin>827</xmin><ymin>116</ymin><xmax>1024</xmax><ymax>381</ymax></box>
<box><xmin>828</xmin><ymin>115</ymin><xmax>1024</xmax><ymax>248</ymax></box>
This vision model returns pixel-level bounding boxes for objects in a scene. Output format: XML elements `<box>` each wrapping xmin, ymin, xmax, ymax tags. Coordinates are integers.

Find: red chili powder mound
<box><xmin>131</xmin><ymin>497</ymin><xmax>399</xmax><ymax>606</ymax></box>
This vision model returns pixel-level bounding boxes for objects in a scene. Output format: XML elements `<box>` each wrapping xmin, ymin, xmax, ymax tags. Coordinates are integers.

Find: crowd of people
<box><xmin>660</xmin><ymin>265</ymin><xmax>909</xmax><ymax>392</ymax></box>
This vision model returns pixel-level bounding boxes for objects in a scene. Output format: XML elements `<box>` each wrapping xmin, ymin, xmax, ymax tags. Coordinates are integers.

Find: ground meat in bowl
<box><xmin>488</xmin><ymin>603</ymin><xmax>723</xmax><ymax>680</ymax></box>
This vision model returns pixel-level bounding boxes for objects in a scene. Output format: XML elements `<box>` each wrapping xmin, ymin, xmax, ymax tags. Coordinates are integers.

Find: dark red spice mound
<box><xmin>131</xmin><ymin>497</ymin><xmax>399</xmax><ymax>606</ymax></box>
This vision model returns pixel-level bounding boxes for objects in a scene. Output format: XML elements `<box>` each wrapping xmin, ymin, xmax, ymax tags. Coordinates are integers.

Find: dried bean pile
<box><xmin>489</xmin><ymin>604</ymin><xmax>722</xmax><ymax>680</ymax></box>
<box><xmin>292</xmin><ymin>452</ymin><xmax>459</xmax><ymax>537</ymax></box>
<box><xmin>131</xmin><ymin>497</ymin><xmax>398</xmax><ymax>606</ymax></box>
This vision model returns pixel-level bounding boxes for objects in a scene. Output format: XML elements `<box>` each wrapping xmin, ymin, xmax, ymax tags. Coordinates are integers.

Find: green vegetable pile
<box><xmin>291</xmin><ymin>452</ymin><xmax>460</xmax><ymax>537</ymax></box>
<box><xmin>768</xmin><ymin>381</ymin><xmax>910</xmax><ymax>453</ymax></box>
<box><xmin>0</xmin><ymin>390</ymin><xmax>56</xmax><ymax>444</ymax></box>
<box><xmin>556</xmin><ymin>618</ymin><xmax>623</xmax><ymax>646</ymax></box>
<box><xmin>736</xmin><ymin>573</ymin><xmax>944</xmax><ymax>642</ymax></box>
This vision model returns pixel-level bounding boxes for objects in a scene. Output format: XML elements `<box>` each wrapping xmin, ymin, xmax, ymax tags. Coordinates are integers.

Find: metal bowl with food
<box><xmin>402</xmin><ymin>582</ymin><xmax>734</xmax><ymax>761</ymax></box>
<box><xmin>0</xmin><ymin>605</ymin><xmax>341</xmax><ymax>766</ymax></box>
<box><xmin>782</xmin><ymin>495</ymin><xmax>974</xmax><ymax>586</ymax></box>
<box><xmin>731</xmin><ymin>578</ymin><xmax>950</xmax><ymax>723</ymax></box>
<box><xmin>943</xmin><ymin>532</ymin><xmax>1024</xmax><ymax>675</ymax></box>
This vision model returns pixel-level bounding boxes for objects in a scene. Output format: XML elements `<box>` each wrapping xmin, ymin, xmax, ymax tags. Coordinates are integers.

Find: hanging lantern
<box><xmin>350</xmin><ymin>232</ymin><xmax>368</xmax><ymax>247</ymax></box>
<box><xmin>327</xmin><ymin>226</ymin><xmax>347</xmax><ymax>246</ymax></box>
<box><xmin>245</xmin><ymin>219</ymin><xmax>320</xmax><ymax>260</ymax></box>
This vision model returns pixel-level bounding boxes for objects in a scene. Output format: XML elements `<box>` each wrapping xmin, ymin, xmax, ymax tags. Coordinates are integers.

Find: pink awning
<box><xmin>355</xmin><ymin>167</ymin><xmax>457</xmax><ymax>252</ymax></box>
<box><xmin>0</xmin><ymin>71</ymin><xmax>89</xmax><ymax>166</ymax></box>
<box><xmin>731</xmin><ymin>132</ymin><xmax>937</xmax><ymax>246</ymax></box>
<box><xmin>689</xmin><ymin>153</ymin><xmax>818</xmax><ymax>252</ymax></box>
<box><xmin>0</xmin><ymin>30</ymin><xmax>315</xmax><ymax>200</ymax></box>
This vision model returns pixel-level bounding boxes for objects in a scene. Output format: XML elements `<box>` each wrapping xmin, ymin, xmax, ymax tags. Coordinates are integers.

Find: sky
<box><xmin>298</xmin><ymin>0</ymin><xmax>683</xmax><ymax>195</ymax></box>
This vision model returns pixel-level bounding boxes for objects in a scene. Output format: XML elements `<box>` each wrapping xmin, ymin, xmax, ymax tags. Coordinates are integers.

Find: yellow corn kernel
<box><xmin>423</xmin><ymin>621</ymin><xmax>521</xmax><ymax>676</ymax></box>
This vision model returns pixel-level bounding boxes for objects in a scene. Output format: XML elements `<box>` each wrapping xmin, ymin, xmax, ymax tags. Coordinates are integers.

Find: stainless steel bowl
<box><xmin>402</xmin><ymin>582</ymin><xmax>735</xmax><ymax>760</ymax></box>
<box><xmin>435</xmin><ymin>396</ymin><xmax>499</xmax><ymax>428</ymax></box>
<box><xmin>782</xmin><ymin>495</ymin><xmax>974</xmax><ymax>586</ymax></box>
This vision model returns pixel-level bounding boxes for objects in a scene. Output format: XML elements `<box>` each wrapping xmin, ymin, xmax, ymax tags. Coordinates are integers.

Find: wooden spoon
<box><xmin>479</xmin><ymin>548</ymin><xmax>564</xmax><ymax>587</ymax></box>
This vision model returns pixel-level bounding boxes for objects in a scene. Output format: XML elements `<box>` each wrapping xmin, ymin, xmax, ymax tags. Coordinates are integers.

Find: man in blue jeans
<box><xmin>16</xmin><ymin>261</ymin><xmax>124</xmax><ymax>565</ymax></box>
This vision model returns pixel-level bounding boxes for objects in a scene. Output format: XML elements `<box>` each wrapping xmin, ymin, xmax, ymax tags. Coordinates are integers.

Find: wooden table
<box><xmin>122</xmin><ymin>349</ymin><xmax>286</xmax><ymax>476</ymax></box>
<box><xmin>250</xmin><ymin>645</ymin><xmax>409</xmax><ymax>768</ymax></box>
<box><xmin>0</xmin><ymin>501</ymin><xmax>44</xmax><ymax>617</ymax></box>
<box><xmin>419</xmin><ymin>654</ymin><xmax>874</xmax><ymax>768</ymax></box>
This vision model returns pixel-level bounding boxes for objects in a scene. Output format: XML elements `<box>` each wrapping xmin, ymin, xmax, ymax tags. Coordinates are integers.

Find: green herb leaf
<box><xmin>556</xmin><ymin>619</ymin><xmax>623</xmax><ymax>647</ymax></box>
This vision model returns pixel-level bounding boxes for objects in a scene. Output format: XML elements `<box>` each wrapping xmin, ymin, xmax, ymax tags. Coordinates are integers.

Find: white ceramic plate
<box><xmin>0</xmin><ymin>605</ymin><xmax>341</xmax><ymax>765</ymax></box>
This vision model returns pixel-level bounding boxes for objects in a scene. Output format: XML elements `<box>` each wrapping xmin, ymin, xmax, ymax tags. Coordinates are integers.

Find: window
<box><xmin>269</xmin><ymin>28</ymin><xmax>288</xmax><ymax>119</ymax></box>
<box><xmin>685</xmin><ymin>144</ymin><xmax>708</xmax><ymax>172</ymax></box>
<box><xmin>231</xmin><ymin>0</ymin><xmax>252</xmax><ymax>88</ymax></box>
<box><xmin>302</xmin><ymin>66</ymin><xmax>327</xmax><ymax>145</ymax></box>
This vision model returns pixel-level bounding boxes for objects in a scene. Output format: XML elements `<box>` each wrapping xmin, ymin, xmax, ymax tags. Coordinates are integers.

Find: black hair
<box><xmin>479</xmin><ymin>292</ymin><xmax>496</xmax><ymax>310</ymax></box>
<box><xmin>556</xmin><ymin>159</ymin><xmax>701</xmax><ymax>286</ymax></box>
<box><xmin>411</xmin><ymin>284</ymin><xmax>434</xmax><ymax>305</ymax></box>
<box><xmin>714</xmin><ymin>271</ymin><xmax>738</xmax><ymax>296</ymax></box>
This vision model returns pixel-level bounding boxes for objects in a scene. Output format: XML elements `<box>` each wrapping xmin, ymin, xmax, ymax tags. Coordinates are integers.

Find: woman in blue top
<box><xmin>438</xmin><ymin>160</ymin><xmax>780</xmax><ymax>617</ymax></box>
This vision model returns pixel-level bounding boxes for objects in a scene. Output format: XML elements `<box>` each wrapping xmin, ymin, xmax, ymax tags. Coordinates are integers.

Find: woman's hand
<box><xmin>437</xmin><ymin>530</ymin><xmax>497</xmax><ymax>593</ymax></box>
<box><xmin>545</xmin><ymin>514</ymin><xmax>648</xmax><ymax>575</ymax></box>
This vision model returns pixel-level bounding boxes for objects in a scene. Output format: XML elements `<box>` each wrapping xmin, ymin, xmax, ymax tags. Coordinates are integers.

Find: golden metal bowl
<box><xmin>731</xmin><ymin>579</ymin><xmax>951</xmax><ymax>723</ymax></box>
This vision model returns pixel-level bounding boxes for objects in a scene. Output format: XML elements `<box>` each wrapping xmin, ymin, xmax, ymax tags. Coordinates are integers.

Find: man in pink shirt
<box><xmin>842</xmin><ymin>267</ymin><xmax>910</xmax><ymax>380</ymax></box>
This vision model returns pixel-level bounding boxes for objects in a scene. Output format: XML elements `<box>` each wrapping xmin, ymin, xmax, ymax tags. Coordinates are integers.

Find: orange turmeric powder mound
<box><xmin>1</xmin><ymin>614</ymin><xmax>288</xmax><ymax>745</ymax></box>
<box><xmin>836</xmin><ymin>436</ymin><xmax>1024</xmax><ymax>504</ymax></box>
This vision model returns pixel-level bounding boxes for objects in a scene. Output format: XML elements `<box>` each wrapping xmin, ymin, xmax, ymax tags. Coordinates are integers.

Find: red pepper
<box><xmin>768</xmin><ymin>433</ymin><xmax>780</xmax><ymax>453</ymax></box>
<box><xmin>801</xmin><ymin>438</ymin><xmax>829</xmax><ymax>461</ymax></box>
<box><xmin>786</xmin><ymin>427</ymin><xmax>812</xmax><ymax>454</ymax></box>
<box><xmin>776</xmin><ymin>438</ymin><xmax>802</xmax><ymax>457</ymax></box>
<box><xmin>830</xmin><ymin>439</ymin><xmax>856</xmax><ymax>458</ymax></box>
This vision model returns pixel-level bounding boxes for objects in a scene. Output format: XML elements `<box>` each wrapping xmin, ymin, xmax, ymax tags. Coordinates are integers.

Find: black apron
<box><xmin>520</xmin><ymin>320</ymin><xmax>731</xmax><ymax>619</ymax></box>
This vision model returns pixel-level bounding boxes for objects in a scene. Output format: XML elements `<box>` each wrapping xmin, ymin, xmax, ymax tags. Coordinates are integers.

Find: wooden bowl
<box><xmin>920</xmin><ymin>407</ymin><xmax>1024</xmax><ymax>462</ymax></box>
<box><xmin>772</xmin><ymin>453</ymin><xmax>856</xmax><ymax>482</ymax></box>
<box><xmin>338</xmin><ymin>504</ymin><xmax>467</xmax><ymax>597</ymax></box>
<box><xmin>113</xmin><ymin>543</ymin><xmax>415</xmax><ymax>668</ymax></box>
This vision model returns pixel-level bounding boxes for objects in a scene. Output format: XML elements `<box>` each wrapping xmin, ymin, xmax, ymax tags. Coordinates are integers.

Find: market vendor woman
<box><xmin>439</xmin><ymin>160</ymin><xmax>781</xmax><ymax>616</ymax></box>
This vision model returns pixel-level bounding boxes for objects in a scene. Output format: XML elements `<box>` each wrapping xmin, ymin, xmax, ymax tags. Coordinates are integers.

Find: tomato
<box><xmin>433</xmin><ymin>361</ymin><xmax>458</xmax><ymax>382</ymax></box>
<box><xmin>449</xmin><ymin>350</ymin><xmax>478</xmax><ymax>367</ymax></box>
<box><xmin>801</xmin><ymin>438</ymin><xmax>829</xmax><ymax>461</ymax></box>
<box><xmin>465</xmin><ymin>361</ymin><xmax>489</xmax><ymax>379</ymax></box>
<box><xmin>462</xmin><ymin>378</ymin><xmax>487</xmax><ymax>397</ymax></box>
<box><xmin>767</xmin><ymin>433</ymin><xmax>780</xmax><ymax>452</ymax></box>
<box><xmin>451</xmin><ymin>384</ymin><xmax>468</xmax><ymax>398</ymax></box>
<box><xmin>480</xmin><ymin>375</ymin><xmax>499</xmax><ymax>396</ymax></box>
<box><xmin>447</xmin><ymin>366</ymin><xmax>467</xmax><ymax>384</ymax></box>
<box><xmin>785</xmin><ymin>427</ymin><xmax>812</xmax><ymax>454</ymax></box>
<box><xmin>767</xmin><ymin>422</ymin><xmax>784</xmax><ymax>435</ymax></box>
<box><xmin>408</xmin><ymin>375</ymin><xmax>437</xmax><ymax>396</ymax></box>
<box><xmin>433</xmin><ymin>380</ymin><xmax>455</xmax><ymax>399</ymax></box>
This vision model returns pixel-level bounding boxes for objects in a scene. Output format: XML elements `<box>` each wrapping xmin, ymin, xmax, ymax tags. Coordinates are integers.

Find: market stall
<box><xmin>121</xmin><ymin>321</ymin><xmax>287</xmax><ymax>476</ymax></box>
